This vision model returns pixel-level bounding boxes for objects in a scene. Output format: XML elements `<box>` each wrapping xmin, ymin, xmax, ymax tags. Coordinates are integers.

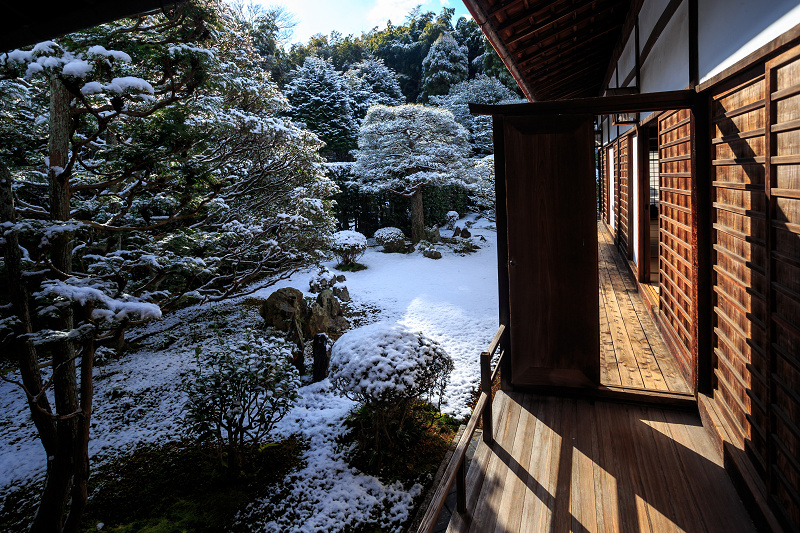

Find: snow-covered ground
<box><xmin>0</xmin><ymin>215</ymin><xmax>498</xmax><ymax>531</ymax></box>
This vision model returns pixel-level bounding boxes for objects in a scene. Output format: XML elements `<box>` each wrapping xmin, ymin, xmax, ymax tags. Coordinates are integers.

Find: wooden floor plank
<box><xmin>597</xmin><ymin>222</ymin><xmax>691</xmax><ymax>394</ymax></box>
<box><xmin>447</xmin><ymin>392</ymin><xmax>510</xmax><ymax>533</ymax></box>
<box><xmin>467</xmin><ymin>392</ymin><xmax>522</xmax><ymax>533</ymax></box>
<box><xmin>572</xmin><ymin>399</ymin><xmax>599</xmax><ymax>532</ymax></box>
<box><xmin>600</xmin><ymin>285</ymin><xmax>623</xmax><ymax>387</ymax></box>
<box><xmin>593</xmin><ymin>399</ymin><xmax>620</xmax><ymax>533</ymax></box>
<box><xmin>640</xmin><ymin>408</ymin><xmax>707</xmax><ymax>532</ymax></box>
<box><xmin>552</xmin><ymin>397</ymin><xmax>576</xmax><ymax>532</ymax></box>
<box><xmin>665</xmin><ymin>410</ymin><xmax>757</xmax><ymax>532</ymax></box>
<box><xmin>442</xmin><ymin>394</ymin><xmax>758</xmax><ymax>533</ymax></box>
<box><xmin>626</xmin><ymin>405</ymin><xmax>682</xmax><ymax>532</ymax></box>
<box><xmin>523</xmin><ymin>395</ymin><xmax>562</xmax><ymax>532</ymax></box>
<box><xmin>492</xmin><ymin>394</ymin><xmax>538</xmax><ymax>533</ymax></box>
<box><xmin>598</xmin><ymin>254</ymin><xmax>646</xmax><ymax>388</ymax></box>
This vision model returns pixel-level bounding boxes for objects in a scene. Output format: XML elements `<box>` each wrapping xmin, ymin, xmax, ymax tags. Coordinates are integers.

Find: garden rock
<box><xmin>330</xmin><ymin>316</ymin><xmax>351</xmax><ymax>335</ymax></box>
<box><xmin>425</xmin><ymin>225</ymin><xmax>441</xmax><ymax>243</ymax></box>
<box><xmin>260</xmin><ymin>288</ymin><xmax>306</xmax><ymax>332</ymax></box>
<box><xmin>452</xmin><ymin>226</ymin><xmax>461</xmax><ymax>238</ymax></box>
<box><xmin>309</xmin><ymin>266</ymin><xmax>339</xmax><ymax>293</ymax></box>
<box><xmin>333</xmin><ymin>284</ymin><xmax>350</xmax><ymax>301</ymax></box>
<box><xmin>423</xmin><ymin>248</ymin><xmax>442</xmax><ymax>259</ymax></box>
<box><xmin>304</xmin><ymin>303</ymin><xmax>330</xmax><ymax>338</ymax></box>
<box><xmin>317</xmin><ymin>289</ymin><xmax>341</xmax><ymax>318</ymax></box>
<box><xmin>460</xmin><ymin>228</ymin><xmax>471</xmax><ymax>238</ymax></box>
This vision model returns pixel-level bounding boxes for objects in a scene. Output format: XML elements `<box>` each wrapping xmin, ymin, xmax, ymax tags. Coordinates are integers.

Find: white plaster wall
<box><xmin>640</xmin><ymin>0</ymin><xmax>690</xmax><ymax>93</ymax></box>
<box><xmin>618</xmin><ymin>34</ymin><xmax>637</xmax><ymax>85</ymax></box>
<box><xmin>699</xmin><ymin>0</ymin><xmax>800</xmax><ymax>83</ymax></box>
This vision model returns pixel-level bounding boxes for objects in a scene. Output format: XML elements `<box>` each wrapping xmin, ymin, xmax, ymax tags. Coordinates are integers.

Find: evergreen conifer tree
<box><xmin>285</xmin><ymin>56</ymin><xmax>358</xmax><ymax>160</ymax></box>
<box><xmin>420</xmin><ymin>32</ymin><xmax>468</xmax><ymax>101</ymax></box>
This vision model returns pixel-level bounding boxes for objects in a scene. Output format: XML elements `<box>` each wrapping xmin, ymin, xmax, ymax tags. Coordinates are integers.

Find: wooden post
<box><xmin>312</xmin><ymin>333</ymin><xmax>329</xmax><ymax>383</ymax></box>
<box><xmin>456</xmin><ymin>457</ymin><xmax>466</xmax><ymax>513</ymax></box>
<box><xmin>481</xmin><ymin>351</ymin><xmax>492</xmax><ymax>444</ymax></box>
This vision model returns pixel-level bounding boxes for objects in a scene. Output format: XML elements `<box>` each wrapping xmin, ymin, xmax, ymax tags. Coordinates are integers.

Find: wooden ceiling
<box><xmin>464</xmin><ymin>0</ymin><xmax>634</xmax><ymax>101</ymax></box>
<box><xmin>0</xmin><ymin>1</ymin><xmax>185</xmax><ymax>53</ymax></box>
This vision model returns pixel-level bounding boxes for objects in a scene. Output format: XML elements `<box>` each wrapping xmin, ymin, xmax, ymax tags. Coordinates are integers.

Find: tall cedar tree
<box><xmin>285</xmin><ymin>56</ymin><xmax>358</xmax><ymax>160</ymax></box>
<box><xmin>0</xmin><ymin>1</ymin><xmax>335</xmax><ymax>530</ymax></box>
<box><xmin>420</xmin><ymin>32</ymin><xmax>468</xmax><ymax>101</ymax></box>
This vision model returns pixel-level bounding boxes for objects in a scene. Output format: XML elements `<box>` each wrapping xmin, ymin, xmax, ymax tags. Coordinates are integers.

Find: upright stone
<box><xmin>312</xmin><ymin>333</ymin><xmax>329</xmax><ymax>382</ymax></box>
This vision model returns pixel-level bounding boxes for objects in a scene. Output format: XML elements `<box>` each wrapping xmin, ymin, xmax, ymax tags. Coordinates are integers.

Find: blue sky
<box><xmin>257</xmin><ymin>0</ymin><xmax>472</xmax><ymax>44</ymax></box>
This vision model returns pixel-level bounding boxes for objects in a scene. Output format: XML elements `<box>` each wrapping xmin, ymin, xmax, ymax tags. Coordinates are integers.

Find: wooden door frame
<box><xmin>476</xmin><ymin>89</ymin><xmax>709</xmax><ymax>397</ymax></box>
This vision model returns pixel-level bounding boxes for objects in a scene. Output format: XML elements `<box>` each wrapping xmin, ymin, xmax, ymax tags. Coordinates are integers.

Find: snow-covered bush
<box><xmin>445</xmin><ymin>211</ymin><xmax>459</xmax><ymax>229</ymax></box>
<box><xmin>330</xmin><ymin>323</ymin><xmax>453</xmax><ymax>467</ymax></box>
<box><xmin>183</xmin><ymin>330</ymin><xmax>299</xmax><ymax>473</ymax></box>
<box><xmin>374</xmin><ymin>227</ymin><xmax>406</xmax><ymax>253</ymax></box>
<box><xmin>331</xmin><ymin>230</ymin><xmax>367</xmax><ymax>266</ymax></box>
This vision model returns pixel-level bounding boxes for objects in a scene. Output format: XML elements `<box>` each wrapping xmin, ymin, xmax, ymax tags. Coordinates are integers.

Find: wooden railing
<box><xmin>416</xmin><ymin>324</ymin><xmax>506</xmax><ymax>533</ymax></box>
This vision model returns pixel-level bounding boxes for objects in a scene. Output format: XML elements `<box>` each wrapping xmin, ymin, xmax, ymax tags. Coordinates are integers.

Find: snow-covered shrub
<box><xmin>330</xmin><ymin>323</ymin><xmax>453</xmax><ymax>468</ymax></box>
<box><xmin>309</xmin><ymin>266</ymin><xmax>338</xmax><ymax>293</ymax></box>
<box><xmin>183</xmin><ymin>330</ymin><xmax>299</xmax><ymax>472</ymax></box>
<box><xmin>331</xmin><ymin>230</ymin><xmax>367</xmax><ymax>267</ymax></box>
<box><xmin>445</xmin><ymin>211</ymin><xmax>459</xmax><ymax>229</ymax></box>
<box><xmin>374</xmin><ymin>227</ymin><xmax>406</xmax><ymax>253</ymax></box>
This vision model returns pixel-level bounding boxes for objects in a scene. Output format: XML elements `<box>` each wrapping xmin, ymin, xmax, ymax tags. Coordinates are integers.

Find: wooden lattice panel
<box><xmin>619</xmin><ymin>134</ymin><xmax>630</xmax><ymax>255</ymax></box>
<box><xmin>658</xmin><ymin>109</ymin><xmax>694</xmax><ymax>373</ymax></box>
<box><xmin>601</xmin><ymin>147</ymin><xmax>608</xmax><ymax>223</ymax></box>
<box><xmin>767</xmin><ymin>46</ymin><xmax>800</xmax><ymax>530</ymax></box>
<box><xmin>710</xmin><ymin>72</ymin><xmax>770</xmax><ymax>480</ymax></box>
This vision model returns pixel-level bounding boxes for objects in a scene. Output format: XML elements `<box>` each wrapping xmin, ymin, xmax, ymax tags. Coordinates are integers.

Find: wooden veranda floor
<box><xmin>446</xmin><ymin>391</ymin><xmax>756</xmax><ymax>533</ymax></box>
<box><xmin>598</xmin><ymin>223</ymin><xmax>690</xmax><ymax>394</ymax></box>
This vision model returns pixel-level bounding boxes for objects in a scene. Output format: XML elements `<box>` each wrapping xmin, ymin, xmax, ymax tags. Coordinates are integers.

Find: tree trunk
<box><xmin>410</xmin><ymin>187</ymin><xmax>425</xmax><ymax>243</ymax></box>
<box><xmin>31</xmin><ymin>75</ymin><xmax>81</xmax><ymax>533</ymax></box>
<box><xmin>0</xmin><ymin>163</ymin><xmax>57</xmax><ymax>453</ymax></box>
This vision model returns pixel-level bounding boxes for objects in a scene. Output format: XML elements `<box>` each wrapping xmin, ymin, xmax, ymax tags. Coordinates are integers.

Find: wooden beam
<box><xmin>506</xmin><ymin>0</ymin><xmax>622</xmax><ymax>50</ymax></box>
<box><xmin>470</xmin><ymin>89</ymin><xmax>695</xmax><ymax>116</ymax></box>
<box><xmin>493</xmin><ymin>115</ymin><xmax>513</xmax><ymax>391</ymax></box>
<box><xmin>494</xmin><ymin>0</ymin><xmax>578</xmax><ymax>34</ymax></box>
<box><xmin>1</xmin><ymin>0</ymin><xmax>186</xmax><ymax>52</ymax></box>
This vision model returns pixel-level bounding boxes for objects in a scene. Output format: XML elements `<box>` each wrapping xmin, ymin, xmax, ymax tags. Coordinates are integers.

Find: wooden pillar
<box><xmin>493</xmin><ymin>115</ymin><xmax>512</xmax><ymax>391</ymax></box>
<box><xmin>690</xmin><ymin>92</ymin><xmax>711</xmax><ymax>396</ymax></box>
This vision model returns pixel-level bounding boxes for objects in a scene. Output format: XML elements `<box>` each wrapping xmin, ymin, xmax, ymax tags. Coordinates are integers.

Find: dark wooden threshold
<box><xmin>508</xmin><ymin>383</ymin><xmax>696</xmax><ymax>410</ymax></box>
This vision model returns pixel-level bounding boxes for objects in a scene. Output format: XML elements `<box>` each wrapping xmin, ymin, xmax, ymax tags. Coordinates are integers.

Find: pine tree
<box><xmin>420</xmin><ymin>32</ymin><xmax>468</xmax><ymax>101</ymax></box>
<box><xmin>285</xmin><ymin>56</ymin><xmax>358</xmax><ymax>160</ymax></box>
<box><xmin>353</xmin><ymin>104</ymin><xmax>469</xmax><ymax>242</ymax></box>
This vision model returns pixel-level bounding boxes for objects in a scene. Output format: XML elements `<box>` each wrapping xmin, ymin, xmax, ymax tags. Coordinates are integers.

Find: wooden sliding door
<box><xmin>503</xmin><ymin>114</ymin><xmax>599</xmax><ymax>389</ymax></box>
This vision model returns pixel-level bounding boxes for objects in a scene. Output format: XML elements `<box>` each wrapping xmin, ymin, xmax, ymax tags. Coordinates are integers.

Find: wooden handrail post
<box><xmin>481</xmin><ymin>351</ymin><xmax>492</xmax><ymax>444</ymax></box>
<box><xmin>456</xmin><ymin>457</ymin><xmax>466</xmax><ymax>513</ymax></box>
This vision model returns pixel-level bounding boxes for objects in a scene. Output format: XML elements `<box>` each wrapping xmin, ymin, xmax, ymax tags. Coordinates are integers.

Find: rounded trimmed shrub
<box><xmin>374</xmin><ymin>227</ymin><xmax>406</xmax><ymax>253</ymax></box>
<box><xmin>331</xmin><ymin>230</ymin><xmax>367</xmax><ymax>266</ymax></box>
<box><xmin>330</xmin><ymin>322</ymin><xmax>453</xmax><ymax>468</ymax></box>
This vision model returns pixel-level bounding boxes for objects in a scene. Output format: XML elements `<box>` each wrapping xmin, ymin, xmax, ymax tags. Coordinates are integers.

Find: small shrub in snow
<box><xmin>331</xmin><ymin>230</ymin><xmax>367</xmax><ymax>267</ymax></box>
<box><xmin>445</xmin><ymin>211</ymin><xmax>459</xmax><ymax>229</ymax></box>
<box><xmin>374</xmin><ymin>227</ymin><xmax>406</xmax><ymax>253</ymax></box>
<box><xmin>182</xmin><ymin>330</ymin><xmax>299</xmax><ymax>473</ymax></box>
<box><xmin>330</xmin><ymin>323</ymin><xmax>453</xmax><ymax>469</ymax></box>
